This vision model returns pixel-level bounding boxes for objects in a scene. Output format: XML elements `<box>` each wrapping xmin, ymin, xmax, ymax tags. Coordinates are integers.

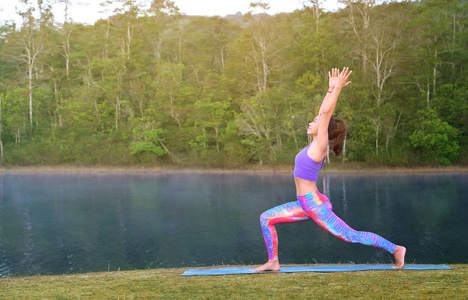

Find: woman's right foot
<box><xmin>250</xmin><ymin>259</ymin><xmax>280</xmax><ymax>272</ymax></box>
<box><xmin>392</xmin><ymin>245</ymin><xmax>406</xmax><ymax>269</ymax></box>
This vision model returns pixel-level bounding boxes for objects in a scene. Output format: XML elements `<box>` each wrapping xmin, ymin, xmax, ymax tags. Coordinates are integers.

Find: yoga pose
<box><xmin>251</xmin><ymin>68</ymin><xmax>406</xmax><ymax>272</ymax></box>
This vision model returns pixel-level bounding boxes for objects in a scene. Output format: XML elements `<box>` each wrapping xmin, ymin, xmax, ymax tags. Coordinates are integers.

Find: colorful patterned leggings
<box><xmin>260</xmin><ymin>190</ymin><xmax>396</xmax><ymax>260</ymax></box>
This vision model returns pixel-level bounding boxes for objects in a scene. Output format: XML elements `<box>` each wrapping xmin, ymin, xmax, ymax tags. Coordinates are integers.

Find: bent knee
<box><xmin>260</xmin><ymin>212</ymin><xmax>274</xmax><ymax>226</ymax></box>
<box><xmin>260</xmin><ymin>212</ymin><xmax>271</xmax><ymax>222</ymax></box>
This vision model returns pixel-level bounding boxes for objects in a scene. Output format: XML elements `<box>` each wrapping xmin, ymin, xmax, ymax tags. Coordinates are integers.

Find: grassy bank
<box><xmin>0</xmin><ymin>264</ymin><xmax>466</xmax><ymax>299</ymax></box>
<box><xmin>1</xmin><ymin>162</ymin><xmax>468</xmax><ymax>174</ymax></box>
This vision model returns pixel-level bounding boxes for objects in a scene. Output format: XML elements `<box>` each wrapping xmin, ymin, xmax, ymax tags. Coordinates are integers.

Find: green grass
<box><xmin>0</xmin><ymin>264</ymin><xmax>466</xmax><ymax>299</ymax></box>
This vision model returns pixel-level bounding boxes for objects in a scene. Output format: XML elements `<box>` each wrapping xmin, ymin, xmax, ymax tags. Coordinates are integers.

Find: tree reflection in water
<box><xmin>0</xmin><ymin>172</ymin><xmax>466</xmax><ymax>277</ymax></box>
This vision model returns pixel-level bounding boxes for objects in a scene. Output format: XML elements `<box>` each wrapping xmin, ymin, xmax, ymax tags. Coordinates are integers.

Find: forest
<box><xmin>0</xmin><ymin>0</ymin><xmax>466</xmax><ymax>168</ymax></box>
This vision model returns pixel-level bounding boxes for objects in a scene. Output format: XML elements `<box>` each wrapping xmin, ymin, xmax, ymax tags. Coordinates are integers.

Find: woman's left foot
<box><xmin>250</xmin><ymin>259</ymin><xmax>280</xmax><ymax>272</ymax></box>
<box><xmin>392</xmin><ymin>245</ymin><xmax>406</xmax><ymax>269</ymax></box>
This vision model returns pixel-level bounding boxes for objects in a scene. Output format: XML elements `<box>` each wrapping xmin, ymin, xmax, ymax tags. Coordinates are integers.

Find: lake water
<box><xmin>0</xmin><ymin>171</ymin><xmax>466</xmax><ymax>277</ymax></box>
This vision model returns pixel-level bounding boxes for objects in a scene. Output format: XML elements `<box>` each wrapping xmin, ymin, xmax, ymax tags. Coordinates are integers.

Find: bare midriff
<box><xmin>294</xmin><ymin>176</ymin><xmax>318</xmax><ymax>196</ymax></box>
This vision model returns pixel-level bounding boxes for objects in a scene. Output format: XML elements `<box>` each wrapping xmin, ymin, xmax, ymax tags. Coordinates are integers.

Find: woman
<box><xmin>251</xmin><ymin>67</ymin><xmax>406</xmax><ymax>272</ymax></box>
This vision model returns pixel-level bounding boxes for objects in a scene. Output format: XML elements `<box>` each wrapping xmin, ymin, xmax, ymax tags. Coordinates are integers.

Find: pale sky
<box><xmin>0</xmin><ymin>0</ymin><xmax>344</xmax><ymax>25</ymax></box>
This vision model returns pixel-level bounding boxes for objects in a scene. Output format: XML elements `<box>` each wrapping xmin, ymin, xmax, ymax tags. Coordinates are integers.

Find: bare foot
<box><xmin>392</xmin><ymin>245</ymin><xmax>406</xmax><ymax>269</ymax></box>
<box><xmin>250</xmin><ymin>259</ymin><xmax>280</xmax><ymax>272</ymax></box>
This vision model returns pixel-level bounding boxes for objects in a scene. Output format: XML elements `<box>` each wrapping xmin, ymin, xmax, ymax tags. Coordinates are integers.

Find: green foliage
<box><xmin>130</xmin><ymin>128</ymin><xmax>167</xmax><ymax>157</ymax></box>
<box><xmin>410</xmin><ymin>109</ymin><xmax>460</xmax><ymax>165</ymax></box>
<box><xmin>0</xmin><ymin>1</ymin><xmax>467</xmax><ymax>167</ymax></box>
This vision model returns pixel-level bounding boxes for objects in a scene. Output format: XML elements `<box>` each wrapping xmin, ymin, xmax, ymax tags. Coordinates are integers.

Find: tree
<box><xmin>296</xmin><ymin>0</ymin><xmax>338</xmax><ymax>76</ymax></box>
<box><xmin>410</xmin><ymin>108</ymin><xmax>459</xmax><ymax>165</ymax></box>
<box><xmin>0</xmin><ymin>1</ymin><xmax>466</xmax><ymax>166</ymax></box>
<box><xmin>237</xmin><ymin>4</ymin><xmax>289</xmax><ymax>94</ymax></box>
<box><xmin>341</xmin><ymin>1</ymin><xmax>407</xmax><ymax>156</ymax></box>
<box><xmin>407</xmin><ymin>0</ymin><xmax>466</xmax><ymax>107</ymax></box>
<box><xmin>145</xmin><ymin>0</ymin><xmax>180</xmax><ymax>62</ymax></box>
<box><xmin>340</xmin><ymin>0</ymin><xmax>374</xmax><ymax>75</ymax></box>
<box><xmin>235</xmin><ymin>87</ymin><xmax>290</xmax><ymax>162</ymax></box>
<box><xmin>0</xmin><ymin>94</ymin><xmax>3</xmax><ymax>163</ymax></box>
<box><xmin>130</xmin><ymin>121</ymin><xmax>180</xmax><ymax>163</ymax></box>
<box><xmin>154</xmin><ymin>62</ymin><xmax>186</xmax><ymax>127</ymax></box>
<box><xmin>5</xmin><ymin>1</ymin><xmax>43</xmax><ymax>126</ymax></box>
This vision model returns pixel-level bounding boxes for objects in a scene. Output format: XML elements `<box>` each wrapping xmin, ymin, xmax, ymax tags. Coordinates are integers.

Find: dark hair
<box><xmin>328</xmin><ymin>116</ymin><xmax>347</xmax><ymax>156</ymax></box>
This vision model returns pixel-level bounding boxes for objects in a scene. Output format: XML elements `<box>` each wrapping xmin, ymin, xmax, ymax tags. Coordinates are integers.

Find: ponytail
<box><xmin>328</xmin><ymin>116</ymin><xmax>347</xmax><ymax>156</ymax></box>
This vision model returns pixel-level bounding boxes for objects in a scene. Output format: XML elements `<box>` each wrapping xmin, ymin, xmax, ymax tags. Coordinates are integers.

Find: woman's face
<box><xmin>307</xmin><ymin>115</ymin><xmax>320</xmax><ymax>136</ymax></box>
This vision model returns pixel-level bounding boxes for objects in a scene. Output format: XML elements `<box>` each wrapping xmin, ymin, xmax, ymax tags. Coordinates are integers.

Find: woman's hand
<box><xmin>328</xmin><ymin>68</ymin><xmax>339</xmax><ymax>91</ymax></box>
<box><xmin>328</xmin><ymin>67</ymin><xmax>352</xmax><ymax>91</ymax></box>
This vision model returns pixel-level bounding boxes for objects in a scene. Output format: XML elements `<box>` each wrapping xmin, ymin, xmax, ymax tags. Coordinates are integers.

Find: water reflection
<box><xmin>0</xmin><ymin>172</ymin><xmax>466</xmax><ymax>277</ymax></box>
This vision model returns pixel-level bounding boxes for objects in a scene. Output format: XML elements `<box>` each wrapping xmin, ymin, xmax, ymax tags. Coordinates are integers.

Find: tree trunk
<box><xmin>426</xmin><ymin>80</ymin><xmax>430</xmax><ymax>107</ymax></box>
<box><xmin>433</xmin><ymin>49</ymin><xmax>437</xmax><ymax>96</ymax></box>
<box><xmin>342</xmin><ymin>137</ymin><xmax>346</xmax><ymax>162</ymax></box>
<box><xmin>159</xmin><ymin>140</ymin><xmax>180</xmax><ymax>163</ymax></box>
<box><xmin>220</xmin><ymin>46</ymin><xmax>225</xmax><ymax>71</ymax></box>
<box><xmin>16</xmin><ymin>129</ymin><xmax>21</xmax><ymax>145</ymax></box>
<box><xmin>0</xmin><ymin>95</ymin><xmax>3</xmax><ymax>163</ymax></box>
<box><xmin>375</xmin><ymin>123</ymin><xmax>379</xmax><ymax>156</ymax></box>
<box><xmin>168</xmin><ymin>92</ymin><xmax>181</xmax><ymax>127</ymax></box>
<box><xmin>62</xmin><ymin>26</ymin><xmax>72</xmax><ymax>78</ymax></box>
<box><xmin>54</xmin><ymin>81</ymin><xmax>63</xmax><ymax>127</ymax></box>
<box><xmin>115</xmin><ymin>95</ymin><xmax>120</xmax><ymax>131</ymax></box>
<box><xmin>29</xmin><ymin>65</ymin><xmax>33</xmax><ymax>126</ymax></box>
<box><xmin>214</xmin><ymin>126</ymin><xmax>220</xmax><ymax>152</ymax></box>
<box><xmin>126</xmin><ymin>22</ymin><xmax>132</xmax><ymax>60</ymax></box>
<box><xmin>105</xmin><ymin>19</ymin><xmax>110</xmax><ymax>59</ymax></box>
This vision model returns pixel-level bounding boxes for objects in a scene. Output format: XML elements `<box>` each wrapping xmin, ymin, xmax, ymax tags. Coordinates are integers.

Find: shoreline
<box><xmin>1</xmin><ymin>164</ymin><xmax>467</xmax><ymax>174</ymax></box>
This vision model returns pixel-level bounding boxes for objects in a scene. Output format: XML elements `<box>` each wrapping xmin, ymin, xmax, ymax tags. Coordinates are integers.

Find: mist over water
<box><xmin>0</xmin><ymin>172</ymin><xmax>466</xmax><ymax>277</ymax></box>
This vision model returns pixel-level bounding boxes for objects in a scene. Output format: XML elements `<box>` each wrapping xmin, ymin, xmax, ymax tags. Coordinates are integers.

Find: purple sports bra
<box><xmin>293</xmin><ymin>144</ymin><xmax>325</xmax><ymax>182</ymax></box>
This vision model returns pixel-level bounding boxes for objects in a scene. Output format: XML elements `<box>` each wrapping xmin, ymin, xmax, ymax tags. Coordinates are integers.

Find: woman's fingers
<box><xmin>345</xmin><ymin>70</ymin><xmax>352</xmax><ymax>80</ymax></box>
<box><xmin>329</xmin><ymin>67</ymin><xmax>352</xmax><ymax>87</ymax></box>
<box><xmin>330</xmin><ymin>67</ymin><xmax>352</xmax><ymax>79</ymax></box>
<box><xmin>339</xmin><ymin>68</ymin><xmax>352</xmax><ymax>79</ymax></box>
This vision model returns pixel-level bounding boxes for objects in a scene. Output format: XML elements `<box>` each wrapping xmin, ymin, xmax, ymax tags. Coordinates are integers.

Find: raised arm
<box><xmin>315</xmin><ymin>68</ymin><xmax>352</xmax><ymax>153</ymax></box>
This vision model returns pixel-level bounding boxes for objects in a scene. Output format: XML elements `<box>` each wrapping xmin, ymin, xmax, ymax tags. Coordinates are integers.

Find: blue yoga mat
<box><xmin>181</xmin><ymin>265</ymin><xmax>452</xmax><ymax>276</ymax></box>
